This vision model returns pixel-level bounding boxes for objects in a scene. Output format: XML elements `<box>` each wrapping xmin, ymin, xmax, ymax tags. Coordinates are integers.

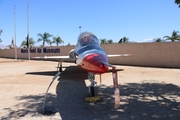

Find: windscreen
<box><xmin>78</xmin><ymin>35</ymin><xmax>99</xmax><ymax>46</ymax></box>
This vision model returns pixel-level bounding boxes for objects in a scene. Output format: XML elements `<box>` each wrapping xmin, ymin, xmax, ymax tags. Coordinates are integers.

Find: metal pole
<box><xmin>0</xmin><ymin>29</ymin><xmax>2</xmax><ymax>42</ymax></box>
<box><xmin>27</xmin><ymin>0</ymin><xmax>30</xmax><ymax>60</ymax></box>
<box><xmin>14</xmin><ymin>5</ymin><xmax>17</xmax><ymax>60</ymax></box>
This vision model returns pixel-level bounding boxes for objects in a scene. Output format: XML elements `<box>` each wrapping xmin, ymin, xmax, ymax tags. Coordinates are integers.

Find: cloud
<box><xmin>140</xmin><ymin>38</ymin><xmax>154</xmax><ymax>42</ymax></box>
<box><xmin>137</xmin><ymin>38</ymin><xmax>154</xmax><ymax>43</ymax></box>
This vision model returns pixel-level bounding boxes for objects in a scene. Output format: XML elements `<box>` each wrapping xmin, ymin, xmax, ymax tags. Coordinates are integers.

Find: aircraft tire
<box><xmin>59</xmin><ymin>67</ymin><xmax>62</xmax><ymax>72</ymax></box>
<box><xmin>90</xmin><ymin>86</ymin><xmax>95</xmax><ymax>97</ymax></box>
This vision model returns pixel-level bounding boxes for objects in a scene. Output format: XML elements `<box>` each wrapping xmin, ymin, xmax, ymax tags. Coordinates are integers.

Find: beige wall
<box><xmin>0</xmin><ymin>46</ymin><xmax>75</xmax><ymax>59</ymax></box>
<box><xmin>0</xmin><ymin>42</ymin><xmax>180</xmax><ymax>68</ymax></box>
<box><xmin>103</xmin><ymin>42</ymin><xmax>180</xmax><ymax>68</ymax></box>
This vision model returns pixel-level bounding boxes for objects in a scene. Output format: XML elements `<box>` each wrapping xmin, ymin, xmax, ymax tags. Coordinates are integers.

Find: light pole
<box><xmin>14</xmin><ymin>5</ymin><xmax>17</xmax><ymax>60</ymax></box>
<box><xmin>79</xmin><ymin>26</ymin><xmax>81</xmax><ymax>34</ymax></box>
<box><xmin>0</xmin><ymin>29</ymin><xmax>2</xmax><ymax>42</ymax></box>
<box><xmin>27</xmin><ymin>0</ymin><xmax>30</xmax><ymax>60</ymax></box>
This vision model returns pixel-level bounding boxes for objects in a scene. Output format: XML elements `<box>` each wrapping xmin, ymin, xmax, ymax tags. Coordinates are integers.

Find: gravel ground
<box><xmin>0</xmin><ymin>58</ymin><xmax>180</xmax><ymax>120</ymax></box>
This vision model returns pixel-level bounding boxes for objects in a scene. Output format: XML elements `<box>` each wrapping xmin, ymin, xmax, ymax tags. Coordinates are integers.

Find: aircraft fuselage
<box><xmin>74</xmin><ymin>32</ymin><xmax>108</xmax><ymax>74</ymax></box>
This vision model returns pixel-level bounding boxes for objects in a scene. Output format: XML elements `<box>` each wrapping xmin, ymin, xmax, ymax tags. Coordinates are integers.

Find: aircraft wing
<box><xmin>107</xmin><ymin>54</ymin><xmax>131</xmax><ymax>57</ymax></box>
<box><xmin>32</xmin><ymin>54</ymin><xmax>131</xmax><ymax>59</ymax></box>
<box><xmin>32</xmin><ymin>56</ymin><xmax>69</xmax><ymax>59</ymax></box>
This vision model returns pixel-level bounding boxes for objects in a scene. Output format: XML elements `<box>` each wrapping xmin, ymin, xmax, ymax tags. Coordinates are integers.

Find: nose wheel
<box><xmin>88</xmin><ymin>72</ymin><xmax>96</xmax><ymax>97</ymax></box>
<box><xmin>85</xmin><ymin>72</ymin><xmax>100</xmax><ymax>102</ymax></box>
<box><xmin>89</xmin><ymin>86</ymin><xmax>95</xmax><ymax>97</ymax></box>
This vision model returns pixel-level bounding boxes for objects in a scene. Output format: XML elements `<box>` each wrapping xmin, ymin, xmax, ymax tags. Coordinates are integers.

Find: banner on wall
<box><xmin>21</xmin><ymin>48</ymin><xmax>60</xmax><ymax>53</ymax></box>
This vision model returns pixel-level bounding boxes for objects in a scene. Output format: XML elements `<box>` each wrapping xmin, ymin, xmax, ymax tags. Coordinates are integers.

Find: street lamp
<box><xmin>79</xmin><ymin>26</ymin><xmax>81</xmax><ymax>34</ymax></box>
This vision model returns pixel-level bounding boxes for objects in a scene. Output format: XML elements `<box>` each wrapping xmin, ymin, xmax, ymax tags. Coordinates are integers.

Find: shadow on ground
<box><xmin>1</xmin><ymin>66</ymin><xmax>180</xmax><ymax>120</ymax></box>
<box><xmin>25</xmin><ymin>66</ymin><xmax>68</xmax><ymax>76</ymax></box>
<box><xmin>26</xmin><ymin>71</ymin><xmax>58</xmax><ymax>76</ymax></box>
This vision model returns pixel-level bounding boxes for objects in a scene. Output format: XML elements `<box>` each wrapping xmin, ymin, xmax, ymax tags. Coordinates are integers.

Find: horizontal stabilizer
<box><xmin>32</xmin><ymin>56</ymin><xmax>69</xmax><ymax>59</ymax></box>
<box><xmin>107</xmin><ymin>54</ymin><xmax>131</xmax><ymax>57</ymax></box>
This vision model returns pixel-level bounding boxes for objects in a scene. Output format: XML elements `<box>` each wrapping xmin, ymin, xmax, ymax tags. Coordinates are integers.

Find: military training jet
<box><xmin>33</xmin><ymin>31</ymin><xmax>131</xmax><ymax>110</ymax></box>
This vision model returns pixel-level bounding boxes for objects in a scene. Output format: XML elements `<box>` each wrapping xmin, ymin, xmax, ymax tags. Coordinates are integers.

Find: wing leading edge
<box><xmin>32</xmin><ymin>54</ymin><xmax>131</xmax><ymax>59</ymax></box>
<box><xmin>32</xmin><ymin>56</ymin><xmax>69</xmax><ymax>59</ymax></box>
<box><xmin>107</xmin><ymin>54</ymin><xmax>131</xmax><ymax>57</ymax></box>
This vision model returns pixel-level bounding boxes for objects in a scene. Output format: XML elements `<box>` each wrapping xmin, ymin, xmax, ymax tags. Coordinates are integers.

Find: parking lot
<box><xmin>0</xmin><ymin>58</ymin><xmax>180</xmax><ymax>120</ymax></box>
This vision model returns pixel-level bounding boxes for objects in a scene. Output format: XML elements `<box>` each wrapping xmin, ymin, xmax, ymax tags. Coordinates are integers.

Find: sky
<box><xmin>0</xmin><ymin>0</ymin><xmax>179</xmax><ymax>47</ymax></box>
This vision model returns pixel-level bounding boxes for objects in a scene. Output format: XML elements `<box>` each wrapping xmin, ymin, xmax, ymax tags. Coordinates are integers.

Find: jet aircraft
<box><xmin>33</xmin><ymin>32</ymin><xmax>131</xmax><ymax>109</ymax></box>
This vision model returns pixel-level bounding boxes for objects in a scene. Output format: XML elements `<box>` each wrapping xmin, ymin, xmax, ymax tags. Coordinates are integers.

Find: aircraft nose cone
<box><xmin>80</xmin><ymin>53</ymin><xmax>109</xmax><ymax>73</ymax></box>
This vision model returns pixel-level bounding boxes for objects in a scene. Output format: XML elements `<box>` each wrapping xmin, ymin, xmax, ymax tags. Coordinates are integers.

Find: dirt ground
<box><xmin>0</xmin><ymin>58</ymin><xmax>179</xmax><ymax>120</ymax></box>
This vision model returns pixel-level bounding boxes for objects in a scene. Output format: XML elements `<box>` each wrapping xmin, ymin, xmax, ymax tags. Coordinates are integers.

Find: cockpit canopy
<box><xmin>77</xmin><ymin>32</ymin><xmax>100</xmax><ymax>46</ymax></box>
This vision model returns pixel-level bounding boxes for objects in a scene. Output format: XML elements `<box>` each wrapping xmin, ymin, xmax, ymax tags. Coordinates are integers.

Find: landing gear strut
<box><xmin>112</xmin><ymin>67</ymin><xmax>120</xmax><ymax>108</ymax></box>
<box><xmin>88</xmin><ymin>72</ymin><xmax>96</xmax><ymax>97</ymax></box>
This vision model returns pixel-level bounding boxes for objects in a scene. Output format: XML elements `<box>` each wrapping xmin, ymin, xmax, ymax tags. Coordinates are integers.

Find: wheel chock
<box><xmin>85</xmin><ymin>96</ymin><xmax>101</xmax><ymax>102</ymax></box>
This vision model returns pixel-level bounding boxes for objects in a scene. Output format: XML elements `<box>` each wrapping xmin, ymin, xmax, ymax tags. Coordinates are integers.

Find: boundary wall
<box><xmin>0</xmin><ymin>42</ymin><xmax>180</xmax><ymax>68</ymax></box>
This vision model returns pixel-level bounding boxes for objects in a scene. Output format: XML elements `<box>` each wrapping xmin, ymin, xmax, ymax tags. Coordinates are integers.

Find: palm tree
<box><xmin>37</xmin><ymin>32</ymin><xmax>53</xmax><ymax>46</ymax></box>
<box><xmin>153</xmin><ymin>38</ymin><xmax>164</xmax><ymax>42</ymax></box>
<box><xmin>100</xmin><ymin>38</ymin><xmax>107</xmax><ymax>44</ymax></box>
<box><xmin>53</xmin><ymin>36</ymin><xmax>64</xmax><ymax>46</ymax></box>
<box><xmin>20</xmin><ymin>37</ymin><xmax>36</xmax><ymax>48</ymax></box>
<box><xmin>48</xmin><ymin>40</ymin><xmax>54</xmax><ymax>46</ymax></box>
<box><xmin>163</xmin><ymin>30</ymin><xmax>180</xmax><ymax>42</ymax></box>
<box><xmin>175</xmin><ymin>0</ymin><xmax>180</xmax><ymax>7</ymax></box>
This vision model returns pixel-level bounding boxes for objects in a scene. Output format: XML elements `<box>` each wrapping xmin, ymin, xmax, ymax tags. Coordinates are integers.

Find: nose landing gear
<box><xmin>85</xmin><ymin>72</ymin><xmax>100</xmax><ymax>102</ymax></box>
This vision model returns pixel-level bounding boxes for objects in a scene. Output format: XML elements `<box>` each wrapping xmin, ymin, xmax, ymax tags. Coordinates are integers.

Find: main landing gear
<box><xmin>85</xmin><ymin>72</ymin><xmax>100</xmax><ymax>102</ymax></box>
<box><xmin>56</xmin><ymin>59</ymin><xmax>63</xmax><ymax>72</ymax></box>
<box><xmin>112</xmin><ymin>67</ymin><xmax>120</xmax><ymax>108</ymax></box>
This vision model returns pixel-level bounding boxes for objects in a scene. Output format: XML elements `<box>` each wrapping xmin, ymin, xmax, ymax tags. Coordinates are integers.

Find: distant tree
<box><xmin>163</xmin><ymin>30</ymin><xmax>180</xmax><ymax>42</ymax></box>
<box><xmin>6</xmin><ymin>45</ymin><xmax>18</xmax><ymax>49</ymax></box>
<box><xmin>37</xmin><ymin>32</ymin><xmax>53</xmax><ymax>46</ymax></box>
<box><xmin>119</xmin><ymin>37</ymin><xmax>136</xmax><ymax>43</ymax></box>
<box><xmin>107</xmin><ymin>39</ymin><xmax>113</xmax><ymax>44</ymax></box>
<box><xmin>20</xmin><ymin>37</ymin><xmax>36</xmax><ymax>48</ymax></box>
<box><xmin>67</xmin><ymin>43</ymin><xmax>71</xmax><ymax>46</ymax></box>
<box><xmin>175</xmin><ymin>0</ymin><xmax>180</xmax><ymax>7</ymax></box>
<box><xmin>153</xmin><ymin>38</ymin><xmax>164</xmax><ymax>42</ymax></box>
<box><xmin>53</xmin><ymin>36</ymin><xmax>64</xmax><ymax>46</ymax></box>
<box><xmin>100</xmin><ymin>38</ymin><xmax>107</xmax><ymax>44</ymax></box>
<box><xmin>122</xmin><ymin>37</ymin><xmax>129</xmax><ymax>43</ymax></box>
<box><xmin>6</xmin><ymin>45</ymin><xmax>12</xmax><ymax>49</ymax></box>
